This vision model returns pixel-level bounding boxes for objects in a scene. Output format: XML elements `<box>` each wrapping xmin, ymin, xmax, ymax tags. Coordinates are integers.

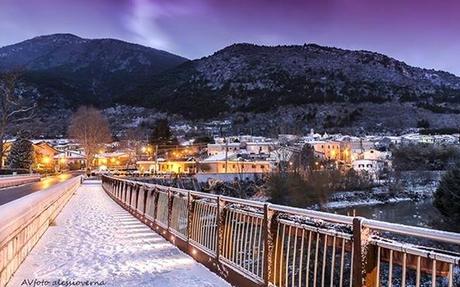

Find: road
<box><xmin>0</xmin><ymin>172</ymin><xmax>82</xmax><ymax>206</ymax></box>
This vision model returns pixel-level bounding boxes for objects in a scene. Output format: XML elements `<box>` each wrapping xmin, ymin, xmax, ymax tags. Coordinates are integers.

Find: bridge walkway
<box><xmin>8</xmin><ymin>181</ymin><xmax>229</xmax><ymax>287</ymax></box>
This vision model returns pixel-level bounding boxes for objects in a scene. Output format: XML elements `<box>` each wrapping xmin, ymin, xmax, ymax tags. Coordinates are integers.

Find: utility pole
<box><xmin>225</xmin><ymin>137</ymin><xmax>228</xmax><ymax>173</ymax></box>
<box><xmin>154</xmin><ymin>145</ymin><xmax>158</xmax><ymax>174</ymax></box>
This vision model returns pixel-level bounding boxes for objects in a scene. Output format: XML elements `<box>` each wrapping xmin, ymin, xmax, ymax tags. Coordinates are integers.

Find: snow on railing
<box><xmin>0</xmin><ymin>174</ymin><xmax>41</xmax><ymax>189</ymax></box>
<box><xmin>0</xmin><ymin>176</ymin><xmax>81</xmax><ymax>286</ymax></box>
<box><xmin>102</xmin><ymin>175</ymin><xmax>460</xmax><ymax>287</ymax></box>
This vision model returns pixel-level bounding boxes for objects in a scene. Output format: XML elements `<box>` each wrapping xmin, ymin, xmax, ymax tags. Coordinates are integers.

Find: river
<box><xmin>335</xmin><ymin>198</ymin><xmax>459</xmax><ymax>233</ymax></box>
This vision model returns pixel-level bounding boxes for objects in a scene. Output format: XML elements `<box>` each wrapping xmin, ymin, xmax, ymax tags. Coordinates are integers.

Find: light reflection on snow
<box><xmin>8</xmin><ymin>183</ymin><xmax>229</xmax><ymax>287</ymax></box>
<box><xmin>123</xmin><ymin>257</ymin><xmax>195</xmax><ymax>273</ymax></box>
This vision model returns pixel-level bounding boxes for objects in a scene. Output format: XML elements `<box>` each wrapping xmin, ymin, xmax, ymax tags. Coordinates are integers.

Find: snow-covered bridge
<box><xmin>6</xmin><ymin>180</ymin><xmax>229</xmax><ymax>287</ymax></box>
<box><xmin>1</xmin><ymin>176</ymin><xmax>460</xmax><ymax>287</ymax></box>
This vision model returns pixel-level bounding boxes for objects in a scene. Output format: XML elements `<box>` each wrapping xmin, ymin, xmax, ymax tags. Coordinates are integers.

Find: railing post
<box><xmin>142</xmin><ymin>185</ymin><xmax>148</xmax><ymax>216</ymax></box>
<box><xmin>352</xmin><ymin>217</ymin><xmax>378</xmax><ymax>287</ymax></box>
<box><xmin>263</xmin><ymin>204</ymin><xmax>275</xmax><ymax>286</ymax></box>
<box><xmin>187</xmin><ymin>192</ymin><xmax>193</xmax><ymax>242</ymax></box>
<box><xmin>123</xmin><ymin>182</ymin><xmax>128</xmax><ymax>203</ymax></box>
<box><xmin>128</xmin><ymin>183</ymin><xmax>133</xmax><ymax>208</ymax></box>
<box><xmin>134</xmin><ymin>184</ymin><xmax>140</xmax><ymax>212</ymax></box>
<box><xmin>153</xmin><ymin>187</ymin><xmax>159</xmax><ymax>222</ymax></box>
<box><xmin>216</xmin><ymin>196</ymin><xmax>226</xmax><ymax>262</ymax></box>
<box><xmin>167</xmin><ymin>188</ymin><xmax>172</xmax><ymax>230</ymax></box>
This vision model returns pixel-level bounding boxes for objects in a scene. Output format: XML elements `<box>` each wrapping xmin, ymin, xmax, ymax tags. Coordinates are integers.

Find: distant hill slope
<box><xmin>2</xmin><ymin>37</ymin><xmax>460</xmax><ymax>136</ymax></box>
<box><xmin>0</xmin><ymin>33</ymin><xmax>188</xmax><ymax>107</ymax></box>
<box><xmin>131</xmin><ymin>43</ymin><xmax>460</xmax><ymax>118</ymax></box>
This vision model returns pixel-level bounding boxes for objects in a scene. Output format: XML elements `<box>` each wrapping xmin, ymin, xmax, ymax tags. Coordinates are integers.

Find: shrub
<box><xmin>433</xmin><ymin>166</ymin><xmax>460</xmax><ymax>221</ymax></box>
<box><xmin>392</xmin><ymin>143</ymin><xmax>460</xmax><ymax>171</ymax></box>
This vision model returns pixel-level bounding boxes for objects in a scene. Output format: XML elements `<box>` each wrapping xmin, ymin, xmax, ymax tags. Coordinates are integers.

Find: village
<box><xmin>6</xmin><ymin>131</ymin><xmax>457</xmax><ymax>185</ymax></box>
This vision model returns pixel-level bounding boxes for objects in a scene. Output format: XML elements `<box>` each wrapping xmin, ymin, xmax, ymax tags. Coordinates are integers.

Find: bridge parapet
<box><xmin>0</xmin><ymin>176</ymin><xmax>81</xmax><ymax>286</ymax></box>
<box><xmin>102</xmin><ymin>175</ymin><xmax>460</xmax><ymax>287</ymax></box>
<box><xmin>0</xmin><ymin>174</ymin><xmax>41</xmax><ymax>189</ymax></box>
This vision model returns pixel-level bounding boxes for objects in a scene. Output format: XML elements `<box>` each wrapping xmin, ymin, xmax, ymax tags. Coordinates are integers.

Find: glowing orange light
<box><xmin>42</xmin><ymin>156</ymin><xmax>51</xmax><ymax>164</ymax></box>
<box><xmin>330</xmin><ymin>149</ymin><xmax>336</xmax><ymax>157</ymax></box>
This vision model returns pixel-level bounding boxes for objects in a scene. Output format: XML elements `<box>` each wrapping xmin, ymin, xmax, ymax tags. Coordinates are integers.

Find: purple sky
<box><xmin>1</xmin><ymin>0</ymin><xmax>460</xmax><ymax>75</ymax></box>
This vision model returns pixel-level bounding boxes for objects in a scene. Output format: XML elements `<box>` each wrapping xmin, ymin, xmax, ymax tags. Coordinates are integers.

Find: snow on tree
<box><xmin>7</xmin><ymin>131</ymin><xmax>34</xmax><ymax>170</ymax></box>
<box><xmin>433</xmin><ymin>165</ymin><xmax>460</xmax><ymax>220</ymax></box>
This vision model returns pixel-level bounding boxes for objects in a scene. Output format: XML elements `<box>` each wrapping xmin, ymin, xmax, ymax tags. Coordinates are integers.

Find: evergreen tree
<box><xmin>433</xmin><ymin>166</ymin><xmax>460</xmax><ymax>220</ymax></box>
<box><xmin>7</xmin><ymin>131</ymin><xmax>34</xmax><ymax>170</ymax></box>
<box><xmin>149</xmin><ymin>119</ymin><xmax>178</xmax><ymax>146</ymax></box>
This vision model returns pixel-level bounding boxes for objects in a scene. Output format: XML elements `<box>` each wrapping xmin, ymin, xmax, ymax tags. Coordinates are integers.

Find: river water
<box><xmin>335</xmin><ymin>198</ymin><xmax>459</xmax><ymax>233</ymax></box>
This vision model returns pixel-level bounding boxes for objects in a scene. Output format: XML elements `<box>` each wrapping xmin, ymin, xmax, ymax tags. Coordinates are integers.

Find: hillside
<box><xmin>132</xmin><ymin>43</ymin><xmax>460</xmax><ymax>120</ymax></box>
<box><xmin>0</xmin><ymin>33</ymin><xmax>188</xmax><ymax>107</ymax></box>
<box><xmin>3</xmin><ymin>37</ymin><xmax>460</xmax><ymax>136</ymax></box>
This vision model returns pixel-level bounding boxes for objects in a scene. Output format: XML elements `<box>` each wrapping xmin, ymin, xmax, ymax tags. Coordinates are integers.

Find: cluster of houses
<box><xmin>1</xmin><ymin>140</ymin><xmax>79</xmax><ymax>173</ymax></box>
<box><xmin>1</xmin><ymin>139</ymin><xmax>131</xmax><ymax>173</ymax></box>
<box><xmin>136</xmin><ymin>132</ymin><xmax>459</xmax><ymax>182</ymax></box>
<box><xmin>3</xmin><ymin>132</ymin><xmax>458</xmax><ymax>181</ymax></box>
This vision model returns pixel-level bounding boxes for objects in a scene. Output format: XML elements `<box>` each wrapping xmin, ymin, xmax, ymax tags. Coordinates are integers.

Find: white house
<box><xmin>244</xmin><ymin>142</ymin><xmax>274</xmax><ymax>159</ymax></box>
<box><xmin>352</xmin><ymin>159</ymin><xmax>386</xmax><ymax>179</ymax></box>
<box><xmin>360</xmin><ymin>149</ymin><xmax>391</xmax><ymax>161</ymax></box>
<box><xmin>207</xmin><ymin>143</ymin><xmax>241</xmax><ymax>156</ymax></box>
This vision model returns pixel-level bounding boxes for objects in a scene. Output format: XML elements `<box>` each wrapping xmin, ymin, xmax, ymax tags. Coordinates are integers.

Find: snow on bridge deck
<box><xmin>9</xmin><ymin>181</ymin><xmax>229</xmax><ymax>287</ymax></box>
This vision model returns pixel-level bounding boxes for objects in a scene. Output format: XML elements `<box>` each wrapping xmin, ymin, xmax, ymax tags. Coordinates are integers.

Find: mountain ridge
<box><xmin>130</xmin><ymin>42</ymin><xmax>460</xmax><ymax>119</ymax></box>
<box><xmin>0</xmin><ymin>33</ymin><xmax>188</xmax><ymax>107</ymax></box>
<box><xmin>2</xmin><ymin>34</ymin><xmax>460</xmax><ymax>136</ymax></box>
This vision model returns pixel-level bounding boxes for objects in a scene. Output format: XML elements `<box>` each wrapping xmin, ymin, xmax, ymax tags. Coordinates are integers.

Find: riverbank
<box><xmin>321</xmin><ymin>170</ymin><xmax>442</xmax><ymax>210</ymax></box>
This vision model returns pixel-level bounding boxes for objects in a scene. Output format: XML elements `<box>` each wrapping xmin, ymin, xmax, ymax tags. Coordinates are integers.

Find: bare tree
<box><xmin>68</xmin><ymin>106</ymin><xmax>112</xmax><ymax>171</ymax></box>
<box><xmin>0</xmin><ymin>71</ymin><xmax>36</xmax><ymax>168</ymax></box>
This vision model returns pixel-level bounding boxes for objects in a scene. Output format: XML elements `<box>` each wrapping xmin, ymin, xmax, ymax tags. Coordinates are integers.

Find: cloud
<box><xmin>124</xmin><ymin>0</ymin><xmax>204</xmax><ymax>51</ymax></box>
<box><xmin>124</xmin><ymin>0</ymin><xmax>172</xmax><ymax>50</ymax></box>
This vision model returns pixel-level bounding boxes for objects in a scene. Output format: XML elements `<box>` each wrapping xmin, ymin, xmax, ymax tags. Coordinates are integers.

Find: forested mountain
<box><xmin>131</xmin><ymin>43</ymin><xmax>460</xmax><ymax>119</ymax></box>
<box><xmin>2</xmin><ymin>35</ymin><xmax>460</xmax><ymax>136</ymax></box>
<box><xmin>0</xmin><ymin>33</ymin><xmax>187</xmax><ymax>107</ymax></box>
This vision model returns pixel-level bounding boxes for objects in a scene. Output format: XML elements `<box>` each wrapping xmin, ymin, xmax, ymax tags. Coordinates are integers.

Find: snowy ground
<box><xmin>8</xmin><ymin>181</ymin><xmax>229</xmax><ymax>287</ymax></box>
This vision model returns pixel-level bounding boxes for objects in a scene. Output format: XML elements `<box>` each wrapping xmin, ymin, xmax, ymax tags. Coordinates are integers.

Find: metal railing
<box><xmin>102</xmin><ymin>175</ymin><xmax>460</xmax><ymax>287</ymax></box>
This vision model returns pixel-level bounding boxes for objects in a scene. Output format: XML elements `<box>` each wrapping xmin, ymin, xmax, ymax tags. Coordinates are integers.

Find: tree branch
<box><xmin>6</xmin><ymin>103</ymin><xmax>36</xmax><ymax>120</ymax></box>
